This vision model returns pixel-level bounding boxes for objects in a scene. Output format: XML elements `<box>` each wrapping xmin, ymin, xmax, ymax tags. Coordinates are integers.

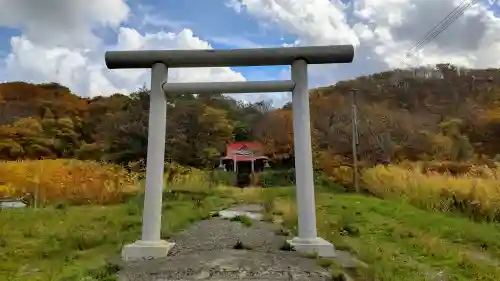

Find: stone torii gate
<box><xmin>105</xmin><ymin>45</ymin><xmax>354</xmax><ymax>261</ymax></box>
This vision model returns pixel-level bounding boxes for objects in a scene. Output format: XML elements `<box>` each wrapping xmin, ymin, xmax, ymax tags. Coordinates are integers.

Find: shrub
<box><xmin>0</xmin><ymin>159</ymin><xmax>139</xmax><ymax>205</ymax></box>
<box><xmin>362</xmin><ymin>163</ymin><xmax>500</xmax><ymax>221</ymax></box>
<box><xmin>211</xmin><ymin>170</ymin><xmax>235</xmax><ymax>186</ymax></box>
<box><xmin>163</xmin><ymin>162</ymin><xmax>215</xmax><ymax>194</ymax></box>
<box><xmin>314</xmin><ymin>173</ymin><xmax>347</xmax><ymax>193</ymax></box>
<box><xmin>257</xmin><ymin>168</ymin><xmax>345</xmax><ymax>191</ymax></box>
<box><xmin>259</xmin><ymin>169</ymin><xmax>295</xmax><ymax>187</ymax></box>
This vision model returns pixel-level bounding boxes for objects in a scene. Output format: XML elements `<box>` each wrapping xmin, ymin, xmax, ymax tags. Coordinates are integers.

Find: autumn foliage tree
<box><xmin>0</xmin><ymin>64</ymin><xmax>500</xmax><ymax>172</ymax></box>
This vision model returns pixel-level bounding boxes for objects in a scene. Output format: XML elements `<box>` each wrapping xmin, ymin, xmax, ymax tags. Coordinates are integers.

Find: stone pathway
<box><xmin>118</xmin><ymin>205</ymin><xmax>363</xmax><ymax>281</ymax></box>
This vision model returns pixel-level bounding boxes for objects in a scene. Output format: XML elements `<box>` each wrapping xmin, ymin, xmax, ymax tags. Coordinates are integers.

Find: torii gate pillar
<box><xmin>105</xmin><ymin>45</ymin><xmax>354</xmax><ymax>261</ymax></box>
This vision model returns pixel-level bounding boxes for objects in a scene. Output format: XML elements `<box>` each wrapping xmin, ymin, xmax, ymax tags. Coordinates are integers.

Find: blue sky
<box><xmin>0</xmin><ymin>0</ymin><xmax>299</xmax><ymax>105</ymax></box>
<box><xmin>120</xmin><ymin>0</ymin><xmax>294</xmax><ymax>84</ymax></box>
<box><xmin>0</xmin><ymin>27</ymin><xmax>18</xmax><ymax>59</ymax></box>
<box><xmin>0</xmin><ymin>0</ymin><xmax>499</xmax><ymax>106</ymax></box>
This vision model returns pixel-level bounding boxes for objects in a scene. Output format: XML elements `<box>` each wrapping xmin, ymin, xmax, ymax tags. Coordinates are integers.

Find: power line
<box><xmin>403</xmin><ymin>0</ymin><xmax>477</xmax><ymax>60</ymax></box>
<box><xmin>391</xmin><ymin>0</ymin><xmax>479</xmax><ymax>86</ymax></box>
<box><xmin>404</xmin><ymin>1</ymin><xmax>470</xmax><ymax>58</ymax></box>
<box><xmin>400</xmin><ymin>0</ymin><xmax>479</xmax><ymax>67</ymax></box>
<box><xmin>414</xmin><ymin>0</ymin><xmax>477</xmax><ymax>50</ymax></box>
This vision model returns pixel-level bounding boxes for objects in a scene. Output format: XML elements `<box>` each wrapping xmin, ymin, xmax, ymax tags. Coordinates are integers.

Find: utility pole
<box><xmin>349</xmin><ymin>88</ymin><xmax>360</xmax><ymax>193</ymax></box>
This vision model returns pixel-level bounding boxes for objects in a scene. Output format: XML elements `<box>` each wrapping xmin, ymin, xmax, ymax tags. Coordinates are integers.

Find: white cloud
<box><xmin>208</xmin><ymin>36</ymin><xmax>265</xmax><ymax>48</ymax></box>
<box><xmin>136</xmin><ymin>4</ymin><xmax>193</xmax><ymax>31</ymax></box>
<box><xmin>0</xmin><ymin>0</ymin><xmax>254</xmax><ymax>99</ymax></box>
<box><xmin>229</xmin><ymin>0</ymin><xmax>359</xmax><ymax>47</ymax></box>
<box><xmin>4</xmin><ymin>37</ymin><xmax>121</xmax><ymax>96</ymax></box>
<box><xmin>352</xmin><ymin>0</ymin><xmax>500</xmax><ymax>69</ymax></box>
<box><xmin>228</xmin><ymin>0</ymin><xmax>500</xmax><ymax>81</ymax></box>
<box><xmin>225</xmin><ymin>0</ymin><xmax>245</xmax><ymax>13</ymax></box>
<box><xmin>2</xmin><ymin>0</ymin><xmax>500</xmax><ymax>104</ymax></box>
<box><xmin>4</xmin><ymin>28</ymin><xmax>246</xmax><ymax>97</ymax></box>
<box><xmin>0</xmin><ymin>0</ymin><xmax>252</xmax><ymax>98</ymax></box>
<box><xmin>0</xmin><ymin>0</ymin><xmax>129</xmax><ymax>48</ymax></box>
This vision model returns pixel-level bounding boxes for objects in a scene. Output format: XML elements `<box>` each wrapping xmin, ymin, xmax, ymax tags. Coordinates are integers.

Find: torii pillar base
<box><xmin>122</xmin><ymin>240</ymin><xmax>175</xmax><ymax>261</ymax></box>
<box><xmin>288</xmin><ymin>237</ymin><xmax>336</xmax><ymax>257</ymax></box>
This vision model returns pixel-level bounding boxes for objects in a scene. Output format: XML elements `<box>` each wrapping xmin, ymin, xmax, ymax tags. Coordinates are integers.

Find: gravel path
<box><xmin>118</xmin><ymin>205</ymin><xmax>348</xmax><ymax>281</ymax></box>
<box><xmin>167</xmin><ymin>217</ymin><xmax>286</xmax><ymax>256</ymax></box>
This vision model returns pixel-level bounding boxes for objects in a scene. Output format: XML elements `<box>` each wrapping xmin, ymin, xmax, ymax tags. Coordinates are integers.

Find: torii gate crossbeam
<box><xmin>105</xmin><ymin>45</ymin><xmax>355</xmax><ymax>261</ymax></box>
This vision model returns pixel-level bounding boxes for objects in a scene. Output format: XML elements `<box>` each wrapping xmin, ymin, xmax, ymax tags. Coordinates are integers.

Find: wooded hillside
<box><xmin>1</xmin><ymin>64</ymin><xmax>499</xmax><ymax>172</ymax></box>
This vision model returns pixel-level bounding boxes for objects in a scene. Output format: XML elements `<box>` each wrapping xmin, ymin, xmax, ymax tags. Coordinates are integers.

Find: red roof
<box><xmin>221</xmin><ymin>155</ymin><xmax>268</xmax><ymax>161</ymax></box>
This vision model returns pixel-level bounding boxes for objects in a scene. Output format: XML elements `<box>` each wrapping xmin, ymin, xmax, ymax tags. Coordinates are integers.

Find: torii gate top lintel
<box><xmin>105</xmin><ymin>45</ymin><xmax>354</xmax><ymax>69</ymax></box>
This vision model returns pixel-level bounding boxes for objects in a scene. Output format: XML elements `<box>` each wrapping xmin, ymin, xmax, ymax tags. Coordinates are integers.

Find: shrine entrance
<box><xmin>219</xmin><ymin>141</ymin><xmax>268</xmax><ymax>187</ymax></box>
<box><xmin>105</xmin><ymin>44</ymin><xmax>354</xmax><ymax>261</ymax></box>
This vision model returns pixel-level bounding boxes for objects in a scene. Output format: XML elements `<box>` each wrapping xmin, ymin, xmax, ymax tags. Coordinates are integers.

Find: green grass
<box><xmin>2</xmin><ymin>185</ymin><xmax>500</xmax><ymax>281</ymax></box>
<box><xmin>256</xmin><ymin>187</ymin><xmax>500</xmax><ymax>280</ymax></box>
<box><xmin>229</xmin><ymin>215</ymin><xmax>253</xmax><ymax>227</ymax></box>
<box><xmin>312</xmin><ymin>193</ymin><xmax>500</xmax><ymax>281</ymax></box>
<box><xmin>0</xmin><ymin>191</ymin><xmax>234</xmax><ymax>281</ymax></box>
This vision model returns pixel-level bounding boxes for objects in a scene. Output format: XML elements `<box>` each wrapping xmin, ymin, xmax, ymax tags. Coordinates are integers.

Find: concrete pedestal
<box><xmin>288</xmin><ymin>236</ymin><xmax>336</xmax><ymax>258</ymax></box>
<box><xmin>122</xmin><ymin>240</ymin><xmax>175</xmax><ymax>261</ymax></box>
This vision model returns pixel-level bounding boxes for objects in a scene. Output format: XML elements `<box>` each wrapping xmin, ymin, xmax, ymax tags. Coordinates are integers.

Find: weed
<box><xmin>87</xmin><ymin>260</ymin><xmax>120</xmax><ymax>280</ymax></box>
<box><xmin>316</xmin><ymin>258</ymin><xmax>334</xmax><ymax>268</ymax></box>
<box><xmin>230</xmin><ymin>215</ymin><xmax>253</xmax><ymax>227</ymax></box>
<box><xmin>339</xmin><ymin>224</ymin><xmax>360</xmax><ymax>237</ymax></box>
<box><xmin>22</xmin><ymin>227</ymin><xmax>35</xmax><ymax>238</ymax></box>
<box><xmin>362</xmin><ymin>163</ymin><xmax>500</xmax><ymax>221</ymax></box>
<box><xmin>304</xmin><ymin>251</ymin><xmax>319</xmax><ymax>259</ymax></box>
<box><xmin>3</xmin><ymin>160</ymin><xmax>500</xmax><ymax>281</ymax></box>
<box><xmin>0</xmin><ymin>159</ymin><xmax>139</xmax><ymax>205</ymax></box>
